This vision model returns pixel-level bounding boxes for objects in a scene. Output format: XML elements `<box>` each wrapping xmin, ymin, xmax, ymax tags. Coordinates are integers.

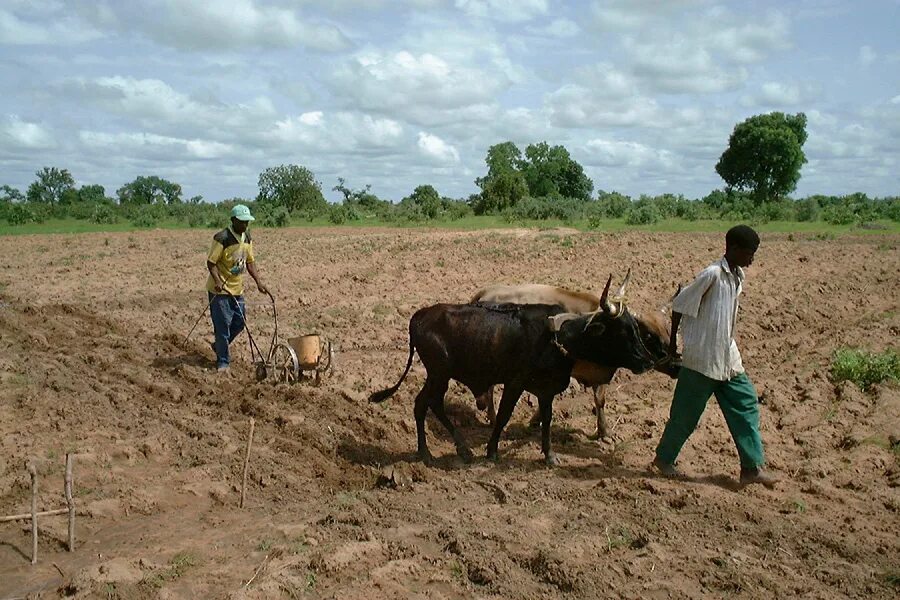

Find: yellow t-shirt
<box><xmin>206</xmin><ymin>227</ymin><xmax>255</xmax><ymax>295</ymax></box>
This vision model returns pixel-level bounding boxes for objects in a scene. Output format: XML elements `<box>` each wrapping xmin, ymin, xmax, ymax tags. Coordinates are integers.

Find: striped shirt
<box><xmin>672</xmin><ymin>257</ymin><xmax>746</xmax><ymax>381</ymax></box>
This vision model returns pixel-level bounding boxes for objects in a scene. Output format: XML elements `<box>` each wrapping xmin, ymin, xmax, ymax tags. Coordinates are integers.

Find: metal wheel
<box><xmin>271</xmin><ymin>342</ymin><xmax>300</xmax><ymax>383</ymax></box>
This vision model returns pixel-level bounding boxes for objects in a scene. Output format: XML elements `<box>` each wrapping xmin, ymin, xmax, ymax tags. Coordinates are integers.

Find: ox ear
<box><xmin>585</xmin><ymin>319</ymin><xmax>606</xmax><ymax>336</ymax></box>
<box><xmin>548</xmin><ymin>313</ymin><xmax>580</xmax><ymax>332</ymax></box>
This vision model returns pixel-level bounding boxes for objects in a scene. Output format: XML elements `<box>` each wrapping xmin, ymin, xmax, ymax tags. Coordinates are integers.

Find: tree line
<box><xmin>1</xmin><ymin>112</ymin><xmax>898</xmax><ymax>228</ymax></box>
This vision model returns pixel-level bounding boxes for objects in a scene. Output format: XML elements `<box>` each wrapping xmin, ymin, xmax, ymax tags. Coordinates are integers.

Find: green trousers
<box><xmin>655</xmin><ymin>367</ymin><xmax>765</xmax><ymax>469</ymax></box>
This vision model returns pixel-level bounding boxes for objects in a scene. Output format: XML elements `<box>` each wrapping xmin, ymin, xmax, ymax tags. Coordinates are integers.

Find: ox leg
<box><xmin>429</xmin><ymin>390</ymin><xmax>474</xmax><ymax>463</ymax></box>
<box><xmin>587</xmin><ymin>384</ymin><xmax>611</xmax><ymax>441</ymax></box>
<box><xmin>486</xmin><ymin>386</ymin><xmax>523</xmax><ymax>461</ymax></box>
<box><xmin>538</xmin><ymin>395</ymin><xmax>560</xmax><ymax>466</ymax></box>
<box><xmin>474</xmin><ymin>385</ymin><xmax>496</xmax><ymax>425</ymax></box>
<box><xmin>414</xmin><ymin>379</ymin><xmax>442</xmax><ymax>464</ymax></box>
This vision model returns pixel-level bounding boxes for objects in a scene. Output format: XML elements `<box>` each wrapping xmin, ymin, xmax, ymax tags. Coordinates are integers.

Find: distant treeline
<box><xmin>1</xmin><ymin>166</ymin><xmax>897</xmax><ymax>229</ymax></box>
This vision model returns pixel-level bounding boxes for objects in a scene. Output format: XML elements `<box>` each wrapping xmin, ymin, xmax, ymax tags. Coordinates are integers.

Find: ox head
<box><xmin>551</xmin><ymin>271</ymin><xmax>674</xmax><ymax>375</ymax></box>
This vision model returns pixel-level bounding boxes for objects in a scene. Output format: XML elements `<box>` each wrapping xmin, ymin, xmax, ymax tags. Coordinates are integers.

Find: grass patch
<box><xmin>141</xmin><ymin>551</ymin><xmax>198</xmax><ymax>588</ymax></box>
<box><xmin>885</xmin><ymin>569</ymin><xmax>900</xmax><ymax>588</ymax></box>
<box><xmin>831</xmin><ymin>348</ymin><xmax>900</xmax><ymax>390</ymax></box>
<box><xmin>257</xmin><ymin>538</ymin><xmax>274</xmax><ymax>552</ymax></box>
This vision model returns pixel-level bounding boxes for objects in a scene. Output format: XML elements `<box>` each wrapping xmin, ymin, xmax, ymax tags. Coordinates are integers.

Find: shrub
<box><xmin>90</xmin><ymin>204</ymin><xmax>119</xmax><ymax>224</ymax></box>
<box><xmin>595</xmin><ymin>192</ymin><xmax>632</xmax><ymax>218</ymax></box>
<box><xmin>6</xmin><ymin>204</ymin><xmax>35</xmax><ymax>226</ymax></box>
<box><xmin>442</xmin><ymin>200</ymin><xmax>474</xmax><ymax>221</ymax></box>
<box><xmin>823</xmin><ymin>205</ymin><xmax>855</xmax><ymax>225</ymax></box>
<box><xmin>502</xmin><ymin>195</ymin><xmax>584</xmax><ymax>222</ymax></box>
<box><xmin>327</xmin><ymin>203</ymin><xmax>360</xmax><ymax>225</ymax></box>
<box><xmin>259</xmin><ymin>207</ymin><xmax>290</xmax><ymax>227</ymax></box>
<box><xmin>131</xmin><ymin>206</ymin><xmax>160</xmax><ymax>228</ymax></box>
<box><xmin>831</xmin><ymin>348</ymin><xmax>900</xmax><ymax>390</ymax></box>
<box><xmin>794</xmin><ymin>197</ymin><xmax>820</xmax><ymax>222</ymax></box>
<box><xmin>625</xmin><ymin>203</ymin><xmax>661</xmax><ymax>225</ymax></box>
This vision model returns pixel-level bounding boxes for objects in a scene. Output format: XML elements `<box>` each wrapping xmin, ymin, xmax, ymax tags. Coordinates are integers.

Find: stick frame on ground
<box><xmin>29</xmin><ymin>462</ymin><xmax>37</xmax><ymax>565</ymax></box>
<box><xmin>65</xmin><ymin>453</ymin><xmax>75</xmax><ymax>552</ymax></box>
<box><xmin>240</xmin><ymin>417</ymin><xmax>256</xmax><ymax>509</ymax></box>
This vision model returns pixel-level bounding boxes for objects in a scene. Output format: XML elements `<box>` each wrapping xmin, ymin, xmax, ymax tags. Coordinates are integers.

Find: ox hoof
<box><xmin>543</xmin><ymin>453</ymin><xmax>561</xmax><ymax>467</ymax></box>
<box><xmin>476</xmin><ymin>397</ymin><xmax>488</xmax><ymax>411</ymax></box>
<box><xmin>486</xmin><ymin>450</ymin><xmax>500</xmax><ymax>463</ymax></box>
<box><xmin>587</xmin><ymin>431</ymin><xmax>612</xmax><ymax>442</ymax></box>
<box><xmin>417</xmin><ymin>449</ymin><xmax>435</xmax><ymax>465</ymax></box>
<box><xmin>457</xmin><ymin>446</ymin><xmax>475</xmax><ymax>464</ymax></box>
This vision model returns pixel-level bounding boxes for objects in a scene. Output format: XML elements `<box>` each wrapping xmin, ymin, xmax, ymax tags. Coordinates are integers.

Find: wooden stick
<box><xmin>65</xmin><ymin>453</ymin><xmax>75</xmax><ymax>552</ymax></box>
<box><xmin>0</xmin><ymin>508</ymin><xmax>68</xmax><ymax>523</ymax></box>
<box><xmin>240</xmin><ymin>418</ymin><xmax>256</xmax><ymax>509</ymax></box>
<box><xmin>29</xmin><ymin>463</ymin><xmax>37</xmax><ymax>565</ymax></box>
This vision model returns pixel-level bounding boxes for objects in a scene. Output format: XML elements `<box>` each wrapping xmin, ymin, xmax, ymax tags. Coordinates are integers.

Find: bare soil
<box><xmin>1</xmin><ymin>227</ymin><xmax>898</xmax><ymax>599</ymax></box>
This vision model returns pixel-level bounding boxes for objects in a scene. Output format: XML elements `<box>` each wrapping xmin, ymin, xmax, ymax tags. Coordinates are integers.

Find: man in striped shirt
<box><xmin>653</xmin><ymin>225</ymin><xmax>778</xmax><ymax>487</ymax></box>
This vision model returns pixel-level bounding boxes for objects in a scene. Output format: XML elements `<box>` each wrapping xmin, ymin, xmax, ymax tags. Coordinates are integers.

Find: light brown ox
<box><xmin>471</xmin><ymin>272</ymin><xmax>675</xmax><ymax>440</ymax></box>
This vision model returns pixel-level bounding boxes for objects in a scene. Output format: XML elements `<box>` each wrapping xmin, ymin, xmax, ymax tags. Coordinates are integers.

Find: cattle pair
<box><xmin>369</xmin><ymin>272</ymin><xmax>678</xmax><ymax>465</ymax></box>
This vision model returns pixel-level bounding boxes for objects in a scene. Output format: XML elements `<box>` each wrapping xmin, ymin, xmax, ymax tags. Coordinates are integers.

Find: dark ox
<box><xmin>369</xmin><ymin>275</ymin><xmax>671</xmax><ymax>465</ymax></box>
<box><xmin>471</xmin><ymin>271</ymin><xmax>678</xmax><ymax>439</ymax></box>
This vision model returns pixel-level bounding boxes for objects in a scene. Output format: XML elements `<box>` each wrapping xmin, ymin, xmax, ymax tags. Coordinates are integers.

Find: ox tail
<box><xmin>369</xmin><ymin>337</ymin><xmax>416</xmax><ymax>403</ymax></box>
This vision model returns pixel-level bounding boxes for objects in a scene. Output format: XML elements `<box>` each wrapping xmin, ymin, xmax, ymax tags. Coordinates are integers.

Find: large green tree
<box><xmin>402</xmin><ymin>184</ymin><xmax>442</xmax><ymax>219</ymax></box>
<box><xmin>257</xmin><ymin>164</ymin><xmax>326</xmax><ymax>213</ymax></box>
<box><xmin>474</xmin><ymin>141</ymin><xmax>528</xmax><ymax>213</ymax></box>
<box><xmin>26</xmin><ymin>167</ymin><xmax>75</xmax><ymax>204</ymax></box>
<box><xmin>117</xmin><ymin>175</ymin><xmax>182</xmax><ymax>204</ymax></box>
<box><xmin>520</xmin><ymin>142</ymin><xmax>593</xmax><ymax>201</ymax></box>
<box><xmin>716</xmin><ymin>112</ymin><xmax>808</xmax><ymax>205</ymax></box>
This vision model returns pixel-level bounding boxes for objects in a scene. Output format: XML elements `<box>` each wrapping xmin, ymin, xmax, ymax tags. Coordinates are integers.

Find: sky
<box><xmin>1</xmin><ymin>0</ymin><xmax>898</xmax><ymax>204</ymax></box>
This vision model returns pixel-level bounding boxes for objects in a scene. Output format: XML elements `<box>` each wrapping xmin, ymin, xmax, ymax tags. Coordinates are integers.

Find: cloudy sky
<box><xmin>1</xmin><ymin>0</ymin><xmax>898</xmax><ymax>203</ymax></box>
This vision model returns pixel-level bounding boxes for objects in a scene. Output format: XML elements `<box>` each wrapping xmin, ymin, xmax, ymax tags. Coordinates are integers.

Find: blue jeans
<box><xmin>209</xmin><ymin>292</ymin><xmax>245</xmax><ymax>368</ymax></box>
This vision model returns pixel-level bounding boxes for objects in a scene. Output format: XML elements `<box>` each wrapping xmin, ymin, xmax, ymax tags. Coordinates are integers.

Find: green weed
<box><xmin>831</xmin><ymin>348</ymin><xmax>900</xmax><ymax>390</ymax></box>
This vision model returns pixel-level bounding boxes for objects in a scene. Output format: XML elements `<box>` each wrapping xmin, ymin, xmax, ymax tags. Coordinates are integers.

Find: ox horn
<box><xmin>598</xmin><ymin>274</ymin><xmax>613</xmax><ymax>313</ymax></box>
<box><xmin>612</xmin><ymin>268</ymin><xmax>632</xmax><ymax>315</ymax></box>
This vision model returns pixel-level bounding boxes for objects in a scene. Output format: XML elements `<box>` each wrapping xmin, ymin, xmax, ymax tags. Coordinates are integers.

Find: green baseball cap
<box><xmin>230</xmin><ymin>204</ymin><xmax>255</xmax><ymax>222</ymax></box>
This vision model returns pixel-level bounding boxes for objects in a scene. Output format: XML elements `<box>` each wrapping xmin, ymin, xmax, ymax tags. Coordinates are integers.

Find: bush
<box><xmin>327</xmin><ymin>203</ymin><xmax>360</xmax><ymax>225</ymax></box>
<box><xmin>831</xmin><ymin>348</ymin><xmax>900</xmax><ymax>390</ymax></box>
<box><xmin>595</xmin><ymin>192</ymin><xmax>632</xmax><ymax>218</ymax></box>
<box><xmin>131</xmin><ymin>206</ymin><xmax>160</xmax><ymax>228</ymax></box>
<box><xmin>502</xmin><ymin>195</ymin><xmax>584</xmax><ymax>222</ymax></box>
<box><xmin>6</xmin><ymin>204</ymin><xmax>35</xmax><ymax>226</ymax></box>
<box><xmin>794</xmin><ymin>197</ymin><xmax>820</xmax><ymax>222</ymax></box>
<box><xmin>442</xmin><ymin>200</ymin><xmax>474</xmax><ymax>221</ymax></box>
<box><xmin>625</xmin><ymin>203</ymin><xmax>661</xmax><ymax>225</ymax></box>
<box><xmin>823</xmin><ymin>205</ymin><xmax>855</xmax><ymax>225</ymax></box>
<box><xmin>259</xmin><ymin>207</ymin><xmax>290</xmax><ymax>228</ymax></box>
<box><xmin>90</xmin><ymin>204</ymin><xmax>119</xmax><ymax>224</ymax></box>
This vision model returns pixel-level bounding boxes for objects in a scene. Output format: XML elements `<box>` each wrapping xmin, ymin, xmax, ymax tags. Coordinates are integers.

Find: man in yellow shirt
<box><xmin>206</xmin><ymin>204</ymin><xmax>268</xmax><ymax>371</ymax></box>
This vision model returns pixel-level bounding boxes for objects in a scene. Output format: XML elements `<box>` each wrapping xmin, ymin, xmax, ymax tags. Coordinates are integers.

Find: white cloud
<box><xmin>73</xmin><ymin>0</ymin><xmax>351</xmax><ymax>51</ymax></box>
<box><xmin>582</xmin><ymin>138</ymin><xmax>676</xmax><ymax>170</ymax></box>
<box><xmin>858</xmin><ymin>45</ymin><xmax>877</xmax><ymax>66</ymax></box>
<box><xmin>79</xmin><ymin>131</ymin><xmax>236</xmax><ymax>159</ymax></box>
<box><xmin>740</xmin><ymin>81</ymin><xmax>821</xmax><ymax>107</ymax></box>
<box><xmin>544</xmin><ymin>84</ymin><xmax>662</xmax><ymax>128</ymax></box>
<box><xmin>0</xmin><ymin>115</ymin><xmax>56</xmax><ymax>149</ymax></box>
<box><xmin>270</xmin><ymin>112</ymin><xmax>404</xmax><ymax>152</ymax></box>
<box><xmin>455</xmin><ymin>0</ymin><xmax>547</xmax><ymax>23</ymax></box>
<box><xmin>417</xmin><ymin>132</ymin><xmax>460</xmax><ymax>163</ymax></box>
<box><xmin>0</xmin><ymin>6</ymin><xmax>102</xmax><ymax>45</ymax></box>
<box><xmin>529</xmin><ymin>18</ymin><xmax>580</xmax><ymax>38</ymax></box>
<box><xmin>626</xmin><ymin>36</ymin><xmax>749</xmax><ymax>93</ymax></box>
<box><xmin>704</xmin><ymin>10</ymin><xmax>792</xmax><ymax>63</ymax></box>
<box><xmin>328</xmin><ymin>49</ymin><xmax>511</xmax><ymax>117</ymax></box>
